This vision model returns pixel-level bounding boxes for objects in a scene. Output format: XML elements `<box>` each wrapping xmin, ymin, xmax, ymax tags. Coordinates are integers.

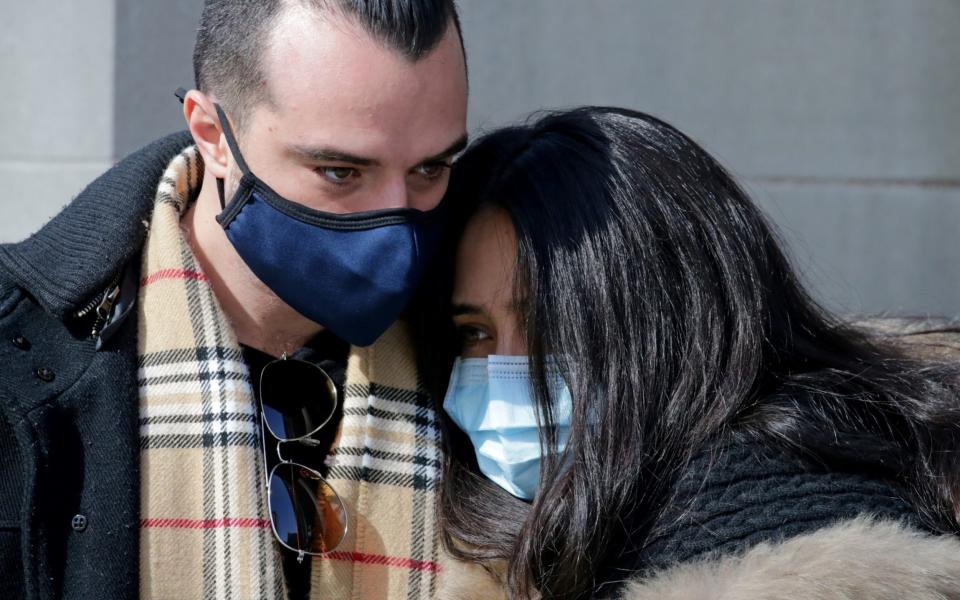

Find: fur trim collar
<box><xmin>618</xmin><ymin>518</ymin><xmax>960</xmax><ymax>600</ymax></box>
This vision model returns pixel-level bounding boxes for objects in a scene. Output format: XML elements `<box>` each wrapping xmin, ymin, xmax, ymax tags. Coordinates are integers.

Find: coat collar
<box><xmin>0</xmin><ymin>131</ymin><xmax>194</xmax><ymax>319</ymax></box>
<box><xmin>619</xmin><ymin>518</ymin><xmax>960</xmax><ymax>600</ymax></box>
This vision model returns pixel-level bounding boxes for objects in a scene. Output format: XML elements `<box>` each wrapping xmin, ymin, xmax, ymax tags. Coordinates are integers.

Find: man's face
<box><xmin>226</xmin><ymin>6</ymin><xmax>468</xmax><ymax>213</ymax></box>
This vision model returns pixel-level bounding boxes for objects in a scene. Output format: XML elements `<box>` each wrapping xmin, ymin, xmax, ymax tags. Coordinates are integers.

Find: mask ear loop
<box><xmin>174</xmin><ymin>88</ymin><xmax>250</xmax><ymax>211</ymax></box>
<box><xmin>213</xmin><ymin>103</ymin><xmax>252</xmax><ymax>212</ymax></box>
<box><xmin>216</xmin><ymin>178</ymin><xmax>226</xmax><ymax>210</ymax></box>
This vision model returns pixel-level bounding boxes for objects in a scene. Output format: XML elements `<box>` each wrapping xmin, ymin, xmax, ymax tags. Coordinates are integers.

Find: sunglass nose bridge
<box><xmin>274</xmin><ymin>440</ymin><xmax>289</xmax><ymax>464</ymax></box>
<box><xmin>274</xmin><ymin>435</ymin><xmax>325</xmax><ymax>463</ymax></box>
<box><xmin>296</xmin><ymin>438</ymin><xmax>324</xmax><ymax>447</ymax></box>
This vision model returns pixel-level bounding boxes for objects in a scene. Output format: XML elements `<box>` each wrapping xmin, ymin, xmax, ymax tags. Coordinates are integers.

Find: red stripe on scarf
<box><xmin>141</xmin><ymin>268</ymin><xmax>210</xmax><ymax>287</ymax></box>
<box><xmin>321</xmin><ymin>551</ymin><xmax>441</xmax><ymax>573</ymax></box>
<box><xmin>141</xmin><ymin>517</ymin><xmax>271</xmax><ymax>529</ymax></box>
<box><xmin>141</xmin><ymin>521</ymin><xmax>441</xmax><ymax>572</ymax></box>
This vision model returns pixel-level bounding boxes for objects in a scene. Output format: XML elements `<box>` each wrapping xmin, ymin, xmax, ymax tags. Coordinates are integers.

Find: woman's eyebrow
<box><xmin>451</xmin><ymin>302</ymin><xmax>484</xmax><ymax>317</ymax></box>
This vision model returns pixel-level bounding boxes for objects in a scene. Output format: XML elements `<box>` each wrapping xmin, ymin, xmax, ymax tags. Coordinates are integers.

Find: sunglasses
<box><xmin>258</xmin><ymin>354</ymin><xmax>348</xmax><ymax>563</ymax></box>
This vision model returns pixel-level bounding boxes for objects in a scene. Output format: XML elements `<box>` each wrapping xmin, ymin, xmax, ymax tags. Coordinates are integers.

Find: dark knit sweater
<box><xmin>596</xmin><ymin>438</ymin><xmax>921</xmax><ymax>597</ymax></box>
<box><xmin>639</xmin><ymin>441</ymin><xmax>917</xmax><ymax>570</ymax></box>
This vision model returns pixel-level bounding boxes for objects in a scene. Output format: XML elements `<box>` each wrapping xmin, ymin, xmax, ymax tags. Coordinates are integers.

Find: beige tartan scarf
<box><xmin>136</xmin><ymin>146</ymin><xmax>503</xmax><ymax>599</ymax></box>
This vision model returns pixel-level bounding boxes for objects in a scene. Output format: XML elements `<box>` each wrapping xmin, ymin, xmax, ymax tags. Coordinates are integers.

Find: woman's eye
<box><xmin>318</xmin><ymin>166</ymin><xmax>359</xmax><ymax>184</ymax></box>
<box><xmin>457</xmin><ymin>325</ymin><xmax>491</xmax><ymax>346</ymax></box>
<box><xmin>414</xmin><ymin>162</ymin><xmax>450</xmax><ymax>180</ymax></box>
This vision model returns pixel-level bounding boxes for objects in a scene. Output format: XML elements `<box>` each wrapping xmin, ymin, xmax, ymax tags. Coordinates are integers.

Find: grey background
<box><xmin>3</xmin><ymin>0</ymin><xmax>958</xmax><ymax>316</ymax></box>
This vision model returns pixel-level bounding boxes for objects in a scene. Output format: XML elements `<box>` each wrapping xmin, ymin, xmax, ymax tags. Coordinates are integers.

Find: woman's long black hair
<box><xmin>416</xmin><ymin>107</ymin><xmax>960</xmax><ymax>600</ymax></box>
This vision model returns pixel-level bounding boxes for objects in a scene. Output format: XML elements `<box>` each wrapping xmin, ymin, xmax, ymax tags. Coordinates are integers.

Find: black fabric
<box><xmin>241</xmin><ymin>330</ymin><xmax>349</xmax><ymax>600</ymax></box>
<box><xmin>0</xmin><ymin>410</ymin><xmax>24</xmax><ymax>600</ymax></box>
<box><xmin>597</xmin><ymin>439</ymin><xmax>919</xmax><ymax>596</ymax></box>
<box><xmin>641</xmin><ymin>443</ymin><xmax>917</xmax><ymax>568</ymax></box>
<box><xmin>0</xmin><ymin>132</ymin><xmax>191</xmax><ymax>600</ymax></box>
<box><xmin>0</xmin><ymin>266</ymin><xmax>143</xmax><ymax>600</ymax></box>
<box><xmin>0</xmin><ymin>410</ymin><xmax>24</xmax><ymax>526</ymax></box>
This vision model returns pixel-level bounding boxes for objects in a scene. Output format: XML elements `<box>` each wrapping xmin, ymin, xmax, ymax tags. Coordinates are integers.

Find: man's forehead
<box><xmin>263</xmin><ymin>3</ymin><xmax>465</xmax><ymax>91</ymax></box>
<box><xmin>252</xmin><ymin>5</ymin><xmax>467</xmax><ymax>164</ymax></box>
<box><xmin>264</xmin><ymin>8</ymin><xmax>463</xmax><ymax>97</ymax></box>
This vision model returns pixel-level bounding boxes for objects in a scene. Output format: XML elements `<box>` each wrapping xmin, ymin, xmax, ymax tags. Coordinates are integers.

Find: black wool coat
<box><xmin>0</xmin><ymin>131</ymin><xmax>193</xmax><ymax>600</ymax></box>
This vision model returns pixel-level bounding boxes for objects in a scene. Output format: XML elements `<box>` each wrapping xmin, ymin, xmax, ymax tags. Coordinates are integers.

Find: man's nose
<box><xmin>379</xmin><ymin>177</ymin><xmax>411</xmax><ymax>210</ymax></box>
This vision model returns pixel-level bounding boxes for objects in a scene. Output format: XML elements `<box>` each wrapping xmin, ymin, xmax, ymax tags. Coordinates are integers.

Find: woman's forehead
<box><xmin>452</xmin><ymin>208</ymin><xmax>518</xmax><ymax>313</ymax></box>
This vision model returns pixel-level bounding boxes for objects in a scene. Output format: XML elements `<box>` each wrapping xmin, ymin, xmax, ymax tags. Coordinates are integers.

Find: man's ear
<box><xmin>183</xmin><ymin>90</ymin><xmax>229</xmax><ymax>179</ymax></box>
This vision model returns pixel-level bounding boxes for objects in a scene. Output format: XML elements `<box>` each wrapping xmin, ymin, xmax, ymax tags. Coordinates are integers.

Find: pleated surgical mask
<box><xmin>442</xmin><ymin>355</ymin><xmax>572</xmax><ymax>500</ymax></box>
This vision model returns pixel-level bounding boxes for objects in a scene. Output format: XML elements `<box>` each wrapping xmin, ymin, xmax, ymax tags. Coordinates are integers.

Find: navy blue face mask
<box><xmin>212</xmin><ymin>103</ymin><xmax>446</xmax><ymax>346</ymax></box>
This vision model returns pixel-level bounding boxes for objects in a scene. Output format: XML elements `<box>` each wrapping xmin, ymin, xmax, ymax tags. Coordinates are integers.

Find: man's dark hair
<box><xmin>193</xmin><ymin>0</ymin><xmax>463</xmax><ymax>128</ymax></box>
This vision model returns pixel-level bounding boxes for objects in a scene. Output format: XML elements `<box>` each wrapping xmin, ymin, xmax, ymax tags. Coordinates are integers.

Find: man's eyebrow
<box><xmin>450</xmin><ymin>302</ymin><xmax>483</xmax><ymax>317</ymax></box>
<box><xmin>419</xmin><ymin>134</ymin><xmax>469</xmax><ymax>165</ymax></box>
<box><xmin>288</xmin><ymin>145</ymin><xmax>378</xmax><ymax>167</ymax></box>
<box><xmin>287</xmin><ymin>134</ymin><xmax>469</xmax><ymax>169</ymax></box>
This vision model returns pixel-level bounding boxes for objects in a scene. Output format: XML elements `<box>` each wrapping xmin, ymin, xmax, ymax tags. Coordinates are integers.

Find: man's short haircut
<box><xmin>193</xmin><ymin>0</ymin><xmax>463</xmax><ymax>129</ymax></box>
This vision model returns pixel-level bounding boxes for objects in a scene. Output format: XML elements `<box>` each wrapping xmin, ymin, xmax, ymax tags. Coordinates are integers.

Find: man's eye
<box><xmin>414</xmin><ymin>162</ymin><xmax>450</xmax><ymax>180</ymax></box>
<box><xmin>318</xmin><ymin>166</ymin><xmax>359</xmax><ymax>184</ymax></box>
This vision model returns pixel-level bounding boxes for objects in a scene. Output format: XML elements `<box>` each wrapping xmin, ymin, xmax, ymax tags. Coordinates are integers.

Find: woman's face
<box><xmin>451</xmin><ymin>207</ymin><xmax>526</xmax><ymax>358</ymax></box>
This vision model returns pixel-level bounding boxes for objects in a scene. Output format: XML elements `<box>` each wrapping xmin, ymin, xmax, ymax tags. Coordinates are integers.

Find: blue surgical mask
<box><xmin>212</xmin><ymin>103</ymin><xmax>445</xmax><ymax>347</ymax></box>
<box><xmin>442</xmin><ymin>355</ymin><xmax>572</xmax><ymax>500</ymax></box>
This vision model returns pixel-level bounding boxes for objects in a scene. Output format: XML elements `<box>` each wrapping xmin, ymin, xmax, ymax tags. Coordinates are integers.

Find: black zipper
<box><xmin>74</xmin><ymin>274</ymin><xmax>122</xmax><ymax>338</ymax></box>
<box><xmin>89</xmin><ymin>284</ymin><xmax>121</xmax><ymax>338</ymax></box>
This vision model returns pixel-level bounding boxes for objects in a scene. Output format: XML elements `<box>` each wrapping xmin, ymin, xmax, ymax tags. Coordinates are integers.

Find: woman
<box><xmin>419</xmin><ymin>107</ymin><xmax>960</xmax><ymax>599</ymax></box>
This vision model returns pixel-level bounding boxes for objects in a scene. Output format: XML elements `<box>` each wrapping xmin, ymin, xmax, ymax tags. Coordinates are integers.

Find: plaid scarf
<box><xmin>136</xmin><ymin>146</ymin><xmax>504</xmax><ymax>599</ymax></box>
<box><xmin>137</xmin><ymin>147</ymin><xmax>285</xmax><ymax>599</ymax></box>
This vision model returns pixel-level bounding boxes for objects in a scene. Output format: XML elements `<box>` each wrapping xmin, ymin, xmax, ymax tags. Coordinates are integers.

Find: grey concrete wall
<box><xmin>0</xmin><ymin>0</ymin><xmax>116</xmax><ymax>243</ymax></box>
<box><xmin>3</xmin><ymin>0</ymin><xmax>958</xmax><ymax>317</ymax></box>
<box><xmin>114</xmin><ymin>0</ymin><xmax>202</xmax><ymax>158</ymax></box>
<box><xmin>458</xmin><ymin>0</ymin><xmax>960</xmax><ymax>316</ymax></box>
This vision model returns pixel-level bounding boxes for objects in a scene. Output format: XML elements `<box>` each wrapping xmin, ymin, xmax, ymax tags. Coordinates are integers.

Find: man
<box><xmin>0</xmin><ymin>1</ymin><xmax>474</xmax><ymax>598</ymax></box>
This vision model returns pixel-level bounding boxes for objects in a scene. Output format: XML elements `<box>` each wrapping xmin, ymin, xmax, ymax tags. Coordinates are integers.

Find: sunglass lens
<box><xmin>261</xmin><ymin>359</ymin><xmax>337</xmax><ymax>440</ymax></box>
<box><xmin>269</xmin><ymin>463</ymin><xmax>347</xmax><ymax>554</ymax></box>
